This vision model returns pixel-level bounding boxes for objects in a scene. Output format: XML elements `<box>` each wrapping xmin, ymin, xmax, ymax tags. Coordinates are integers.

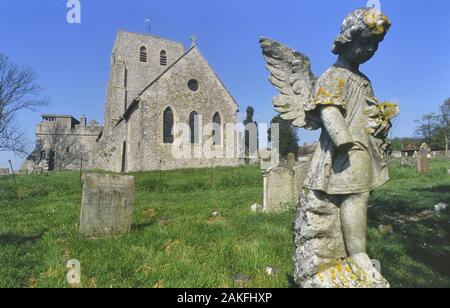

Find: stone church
<box><xmin>23</xmin><ymin>31</ymin><xmax>241</xmax><ymax>172</ymax></box>
<box><xmin>93</xmin><ymin>31</ymin><xmax>241</xmax><ymax>172</ymax></box>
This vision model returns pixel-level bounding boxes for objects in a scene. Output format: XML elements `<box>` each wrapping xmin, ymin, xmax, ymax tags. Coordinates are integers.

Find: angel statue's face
<box><xmin>342</xmin><ymin>28</ymin><xmax>385</xmax><ymax>64</ymax></box>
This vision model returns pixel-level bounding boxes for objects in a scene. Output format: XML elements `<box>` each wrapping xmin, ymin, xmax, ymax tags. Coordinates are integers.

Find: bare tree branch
<box><xmin>32</xmin><ymin>123</ymin><xmax>86</xmax><ymax>171</ymax></box>
<box><xmin>0</xmin><ymin>53</ymin><xmax>48</xmax><ymax>155</ymax></box>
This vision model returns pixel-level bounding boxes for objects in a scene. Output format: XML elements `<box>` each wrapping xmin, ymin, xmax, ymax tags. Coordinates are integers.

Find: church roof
<box><xmin>121</xmin><ymin>45</ymin><xmax>239</xmax><ymax>122</ymax></box>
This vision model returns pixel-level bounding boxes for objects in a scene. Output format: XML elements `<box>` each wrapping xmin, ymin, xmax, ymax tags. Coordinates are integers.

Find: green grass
<box><xmin>0</xmin><ymin>161</ymin><xmax>449</xmax><ymax>288</ymax></box>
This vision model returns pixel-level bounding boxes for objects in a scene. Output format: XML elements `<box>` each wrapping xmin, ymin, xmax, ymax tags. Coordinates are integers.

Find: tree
<box><xmin>44</xmin><ymin>123</ymin><xmax>86</xmax><ymax>171</ymax></box>
<box><xmin>414</xmin><ymin>99</ymin><xmax>450</xmax><ymax>151</ymax></box>
<box><xmin>0</xmin><ymin>53</ymin><xmax>47</xmax><ymax>155</ymax></box>
<box><xmin>414</xmin><ymin>113</ymin><xmax>442</xmax><ymax>149</ymax></box>
<box><xmin>389</xmin><ymin>137</ymin><xmax>421</xmax><ymax>152</ymax></box>
<box><xmin>440</xmin><ymin>98</ymin><xmax>450</xmax><ymax>153</ymax></box>
<box><xmin>270</xmin><ymin>115</ymin><xmax>299</xmax><ymax>158</ymax></box>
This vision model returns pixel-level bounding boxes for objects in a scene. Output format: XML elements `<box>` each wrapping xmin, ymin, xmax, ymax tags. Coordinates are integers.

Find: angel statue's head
<box><xmin>332</xmin><ymin>8</ymin><xmax>391</xmax><ymax>64</ymax></box>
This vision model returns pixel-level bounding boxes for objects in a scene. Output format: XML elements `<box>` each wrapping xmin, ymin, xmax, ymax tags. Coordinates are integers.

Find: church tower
<box><xmin>104</xmin><ymin>31</ymin><xmax>185</xmax><ymax>129</ymax></box>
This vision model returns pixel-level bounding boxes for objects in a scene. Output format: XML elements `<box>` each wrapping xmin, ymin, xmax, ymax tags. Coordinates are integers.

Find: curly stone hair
<box><xmin>332</xmin><ymin>8</ymin><xmax>391</xmax><ymax>55</ymax></box>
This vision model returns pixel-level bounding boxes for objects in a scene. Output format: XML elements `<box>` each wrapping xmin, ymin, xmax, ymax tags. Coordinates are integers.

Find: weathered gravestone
<box><xmin>261</xmin><ymin>8</ymin><xmax>399</xmax><ymax>287</ymax></box>
<box><xmin>261</xmin><ymin>160</ymin><xmax>310</xmax><ymax>213</ymax></box>
<box><xmin>417</xmin><ymin>143</ymin><xmax>430</xmax><ymax>174</ymax></box>
<box><xmin>80</xmin><ymin>173</ymin><xmax>135</xmax><ymax>238</ymax></box>
<box><xmin>259</xmin><ymin>149</ymin><xmax>279</xmax><ymax>171</ymax></box>
<box><xmin>263</xmin><ymin>166</ymin><xmax>295</xmax><ymax>213</ymax></box>
<box><xmin>0</xmin><ymin>168</ymin><xmax>10</xmax><ymax>176</ymax></box>
<box><xmin>287</xmin><ymin>153</ymin><xmax>296</xmax><ymax>168</ymax></box>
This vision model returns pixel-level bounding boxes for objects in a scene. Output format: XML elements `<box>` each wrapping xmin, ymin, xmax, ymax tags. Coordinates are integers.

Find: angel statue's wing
<box><xmin>260</xmin><ymin>38</ymin><xmax>318</xmax><ymax>129</ymax></box>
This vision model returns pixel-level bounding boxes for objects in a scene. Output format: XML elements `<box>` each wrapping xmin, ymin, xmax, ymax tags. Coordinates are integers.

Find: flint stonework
<box><xmin>80</xmin><ymin>174</ymin><xmax>135</xmax><ymax>238</ymax></box>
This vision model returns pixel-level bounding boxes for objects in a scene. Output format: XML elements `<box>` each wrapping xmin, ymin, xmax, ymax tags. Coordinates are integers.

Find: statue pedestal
<box><xmin>294</xmin><ymin>190</ymin><xmax>390</xmax><ymax>288</ymax></box>
<box><xmin>301</xmin><ymin>258</ymin><xmax>390</xmax><ymax>288</ymax></box>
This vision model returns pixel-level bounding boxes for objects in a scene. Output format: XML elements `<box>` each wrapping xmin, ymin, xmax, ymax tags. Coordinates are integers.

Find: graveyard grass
<box><xmin>1</xmin><ymin>160</ymin><xmax>450</xmax><ymax>288</ymax></box>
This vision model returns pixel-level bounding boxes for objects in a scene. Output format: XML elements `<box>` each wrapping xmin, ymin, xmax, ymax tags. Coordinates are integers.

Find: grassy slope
<box><xmin>0</xmin><ymin>161</ymin><xmax>449</xmax><ymax>288</ymax></box>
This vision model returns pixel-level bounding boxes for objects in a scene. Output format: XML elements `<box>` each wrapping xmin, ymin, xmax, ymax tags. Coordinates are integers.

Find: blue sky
<box><xmin>0</xmin><ymin>0</ymin><xmax>449</xmax><ymax>169</ymax></box>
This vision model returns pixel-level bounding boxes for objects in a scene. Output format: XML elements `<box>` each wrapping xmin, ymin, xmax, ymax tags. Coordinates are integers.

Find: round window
<box><xmin>188</xmin><ymin>79</ymin><xmax>199</xmax><ymax>92</ymax></box>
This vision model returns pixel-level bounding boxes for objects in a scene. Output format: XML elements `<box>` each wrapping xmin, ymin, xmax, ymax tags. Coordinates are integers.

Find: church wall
<box><xmin>22</xmin><ymin>122</ymin><xmax>103</xmax><ymax>172</ymax></box>
<box><xmin>136</xmin><ymin>48</ymin><xmax>240</xmax><ymax>171</ymax></box>
<box><xmin>126</xmin><ymin>104</ymin><xmax>142</xmax><ymax>172</ymax></box>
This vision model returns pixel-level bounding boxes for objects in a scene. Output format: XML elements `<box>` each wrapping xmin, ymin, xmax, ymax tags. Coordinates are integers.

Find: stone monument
<box><xmin>80</xmin><ymin>173</ymin><xmax>135</xmax><ymax>238</ymax></box>
<box><xmin>243</xmin><ymin>106</ymin><xmax>259</xmax><ymax>164</ymax></box>
<box><xmin>260</xmin><ymin>150</ymin><xmax>310</xmax><ymax>213</ymax></box>
<box><xmin>287</xmin><ymin>153</ymin><xmax>296</xmax><ymax>168</ymax></box>
<box><xmin>261</xmin><ymin>8</ymin><xmax>399</xmax><ymax>288</ymax></box>
<box><xmin>416</xmin><ymin>143</ymin><xmax>430</xmax><ymax>174</ymax></box>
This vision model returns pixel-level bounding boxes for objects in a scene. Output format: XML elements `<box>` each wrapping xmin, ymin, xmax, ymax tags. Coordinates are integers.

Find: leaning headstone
<box><xmin>417</xmin><ymin>143</ymin><xmax>430</xmax><ymax>174</ymax></box>
<box><xmin>263</xmin><ymin>162</ymin><xmax>310</xmax><ymax>213</ymax></box>
<box><xmin>287</xmin><ymin>153</ymin><xmax>296</xmax><ymax>168</ymax></box>
<box><xmin>80</xmin><ymin>173</ymin><xmax>135</xmax><ymax>239</ymax></box>
<box><xmin>259</xmin><ymin>149</ymin><xmax>279</xmax><ymax>171</ymax></box>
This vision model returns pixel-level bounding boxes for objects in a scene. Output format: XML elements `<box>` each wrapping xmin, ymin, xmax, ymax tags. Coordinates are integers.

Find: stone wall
<box><xmin>22</xmin><ymin>117</ymin><xmax>103</xmax><ymax>172</ymax></box>
<box><xmin>0</xmin><ymin>168</ymin><xmax>10</xmax><ymax>176</ymax></box>
<box><xmin>135</xmin><ymin>47</ymin><xmax>240</xmax><ymax>171</ymax></box>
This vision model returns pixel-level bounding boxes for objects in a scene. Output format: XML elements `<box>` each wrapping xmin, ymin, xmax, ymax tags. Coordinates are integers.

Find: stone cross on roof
<box><xmin>145</xmin><ymin>18</ymin><xmax>151</xmax><ymax>33</ymax></box>
<box><xmin>190</xmin><ymin>34</ymin><xmax>198</xmax><ymax>46</ymax></box>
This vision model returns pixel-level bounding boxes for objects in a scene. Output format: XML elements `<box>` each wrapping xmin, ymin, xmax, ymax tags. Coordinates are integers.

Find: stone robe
<box><xmin>304</xmin><ymin>65</ymin><xmax>389</xmax><ymax>195</ymax></box>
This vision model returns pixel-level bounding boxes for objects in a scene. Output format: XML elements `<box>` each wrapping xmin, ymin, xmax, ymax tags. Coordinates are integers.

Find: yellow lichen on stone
<box><xmin>336</xmin><ymin>79</ymin><xmax>346</xmax><ymax>96</ymax></box>
<box><xmin>379</xmin><ymin>102</ymin><xmax>400</xmax><ymax>120</ymax></box>
<box><xmin>364</xmin><ymin>10</ymin><xmax>390</xmax><ymax>35</ymax></box>
<box><xmin>317</xmin><ymin>87</ymin><xmax>331</xmax><ymax>98</ymax></box>
<box><xmin>315</xmin><ymin>79</ymin><xmax>348</xmax><ymax>109</ymax></box>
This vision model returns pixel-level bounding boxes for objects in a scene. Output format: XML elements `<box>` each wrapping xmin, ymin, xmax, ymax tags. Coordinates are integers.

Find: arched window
<box><xmin>163</xmin><ymin>107</ymin><xmax>174</xmax><ymax>144</ymax></box>
<box><xmin>189</xmin><ymin>111</ymin><xmax>200</xmax><ymax>144</ymax></box>
<box><xmin>213</xmin><ymin>112</ymin><xmax>222</xmax><ymax>146</ymax></box>
<box><xmin>160</xmin><ymin>50</ymin><xmax>167</xmax><ymax>66</ymax></box>
<box><xmin>139</xmin><ymin>46</ymin><xmax>147</xmax><ymax>62</ymax></box>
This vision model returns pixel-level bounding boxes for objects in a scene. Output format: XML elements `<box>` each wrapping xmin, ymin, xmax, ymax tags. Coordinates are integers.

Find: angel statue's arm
<box><xmin>320</xmin><ymin>106</ymin><xmax>354</xmax><ymax>150</ymax></box>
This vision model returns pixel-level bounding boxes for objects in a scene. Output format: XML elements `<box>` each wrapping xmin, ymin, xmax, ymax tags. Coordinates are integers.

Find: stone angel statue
<box><xmin>260</xmin><ymin>8</ymin><xmax>399</xmax><ymax>288</ymax></box>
